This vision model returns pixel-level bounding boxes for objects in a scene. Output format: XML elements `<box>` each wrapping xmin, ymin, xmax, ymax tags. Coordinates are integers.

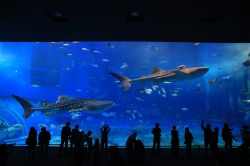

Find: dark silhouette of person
<box><xmin>100</xmin><ymin>123</ymin><xmax>110</xmax><ymax>156</ymax></box>
<box><xmin>184</xmin><ymin>127</ymin><xmax>193</xmax><ymax>157</ymax></box>
<box><xmin>201</xmin><ymin>120</ymin><xmax>212</xmax><ymax>152</ymax></box>
<box><xmin>152</xmin><ymin>122</ymin><xmax>161</xmax><ymax>155</ymax></box>
<box><xmin>211</xmin><ymin>127</ymin><xmax>219</xmax><ymax>154</ymax></box>
<box><xmin>93</xmin><ymin>138</ymin><xmax>100</xmax><ymax>166</ymax></box>
<box><xmin>59</xmin><ymin>122</ymin><xmax>71</xmax><ymax>155</ymax></box>
<box><xmin>222</xmin><ymin>123</ymin><xmax>233</xmax><ymax>152</ymax></box>
<box><xmin>85</xmin><ymin>130</ymin><xmax>93</xmax><ymax>160</ymax></box>
<box><xmin>134</xmin><ymin>139</ymin><xmax>145</xmax><ymax>163</ymax></box>
<box><xmin>76</xmin><ymin>130</ymin><xmax>85</xmax><ymax>148</ymax></box>
<box><xmin>26</xmin><ymin>127</ymin><xmax>37</xmax><ymax>159</ymax></box>
<box><xmin>126</xmin><ymin>132</ymin><xmax>137</xmax><ymax>160</ymax></box>
<box><xmin>74</xmin><ymin>131</ymin><xmax>85</xmax><ymax>166</ymax></box>
<box><xmin>109</xmin><ymin>146</ymin><xmax>124</xmax><ymax>166</ymax></box>
<box><xmin>70</xmin><ymin>125</ymin><xmax>80</xmax><ymax>152</ymax></box>
<box><xmin>38</xmin><ymin>127</ymin><xmax>51</xmax><ymax>157</ymax></box>
<box><xmin>171</xmin><ymin>125</ymin><xmax>179</xmax><ymax>157</ymax></box>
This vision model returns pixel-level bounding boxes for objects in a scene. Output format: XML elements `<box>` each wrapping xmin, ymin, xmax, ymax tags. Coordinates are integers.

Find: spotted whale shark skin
<box><xmin>109</xmin><ymin>65</ymin><xmax>209</xmax><ymax>91</ymax></box>
<box><xmin>12</xmin><ymin>95</ymin><xmax>114</xmax><ymax>118</ymax></box>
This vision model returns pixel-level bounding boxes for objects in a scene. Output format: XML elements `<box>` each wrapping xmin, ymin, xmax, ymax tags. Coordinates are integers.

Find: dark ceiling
<box><xmin>0</xmin><ymin>0</ymin><xmax>250</xmax><ymax>42</ymax></box>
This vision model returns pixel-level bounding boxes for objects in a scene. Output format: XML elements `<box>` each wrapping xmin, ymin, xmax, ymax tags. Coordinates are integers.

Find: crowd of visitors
<box><xmin>1</xmin><ymin>120</ymin><xmax>250</xmax><ymax>166</ymax></box>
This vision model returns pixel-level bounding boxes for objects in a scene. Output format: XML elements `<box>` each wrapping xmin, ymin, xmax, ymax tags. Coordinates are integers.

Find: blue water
<box><xmin>0</xmin><ymin>42</ymin><xmax>250</xmax><ymax>146</ymax></box>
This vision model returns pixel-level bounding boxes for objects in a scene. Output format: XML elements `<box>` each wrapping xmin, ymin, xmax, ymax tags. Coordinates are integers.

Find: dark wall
<box><xmin>0</xmin><ymin>0</ymin><xmax>250</xmax><ymax>42</ymax></box>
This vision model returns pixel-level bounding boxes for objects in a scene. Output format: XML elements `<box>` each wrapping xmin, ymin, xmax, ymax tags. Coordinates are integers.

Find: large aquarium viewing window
<box><xmin>0</xmin><ymin>42</ymin><xmax>250</xmax><ymax>146</ymax></box>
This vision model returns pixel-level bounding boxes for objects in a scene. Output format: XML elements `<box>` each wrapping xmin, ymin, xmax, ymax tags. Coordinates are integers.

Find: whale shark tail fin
<box><xmin>12</xmin><ymin>95</ymin><xmax>34</xmax><ymax>119</ymax></box>
<box><xmin>108</xmin><ymin>72</ymin><xmax>131</xmax><ymax>91</ymax></box>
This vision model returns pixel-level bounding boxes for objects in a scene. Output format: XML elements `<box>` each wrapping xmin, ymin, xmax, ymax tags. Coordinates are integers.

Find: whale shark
<box><xmin>109</xmin><ymin>65</ymin><xmax>209</xmax><ymax>91</ymax></box>
<box><xmin>12</xmin><ymin>95</ymin><xmax>114</xmax><ymax>118</ymax></box>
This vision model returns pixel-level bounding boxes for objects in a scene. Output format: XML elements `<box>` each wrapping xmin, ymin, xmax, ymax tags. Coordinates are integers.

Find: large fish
<box><xmin>12</xmin><ymin>95</ymin><xmax>114</xmax><ymax>118</ymax></box>
<box><xmin>109</xmin><ymin>65</ymin><xmax>209</xmax><ymax>91</ymax></box>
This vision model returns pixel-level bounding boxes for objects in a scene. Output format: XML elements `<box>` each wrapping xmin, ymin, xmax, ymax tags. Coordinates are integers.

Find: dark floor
<box><xmin>3</xmin><ymin>146</ymin><xmax>250</xmax><ymax>166</ymax></box>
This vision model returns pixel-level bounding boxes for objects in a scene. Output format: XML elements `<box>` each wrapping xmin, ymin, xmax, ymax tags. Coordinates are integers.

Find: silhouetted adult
<box><xmin>211</xmin><ymin>127</ymin><xmax>219</xmax><ymax>153</ymax></box>
<box><xmin>74</xmin><ymin>131</ymin><xmax>85</xmax><ymax>166</ymax></box>
<box><xmin>26</xmin><ymin>127</ymin><xmax>37</xmax><ymax>159</ymax></box>
<box><xmin>126</xmin><ymin>132</ymin><xmax>137</xmax><ymax>160</ymax></box>
<box><xmin>76</xmin><ymin>130</ymin><xmax>85</xmax><ymax>148</ymax></box>
<box><xmin>101</xmin><ymin>123</ymin><xmax>110</xmax><ymax>156</ymax></box>
<box><xmin>70</xmin><ymin>125</ymin><xmax>80</xmax><ymax>152</ymax></box>
<box><xmin>222</xmin><ymin>123</ymin><xmax>233</xmax><ymax>152</ymax></box>
<box><xmin>184</xmin><ymin>127</ymin><xmax>193</xmax><ymax>157</ymax></box>
<box><xmin>171</xmin><ymin>125</ymin><xmax>179</xmax><ymax>157</ymax></box>
<box><xmin>59</xmin><ymin>122</ymin><xmax>71</xmax><ymax>155</ymax></box>
<box><xmin>86</xmin><ymin>130</ymin><xmax>93</xmax><ymax>160</ymax></box>
<box><xmin>93</xmin><ymin>138</ymin><xmax>100</xmax><ymax>166</ymax></box>
<box><xmin>38</xmin><ymin>127</ymin><xmax>51</xmax><ymax>157</ymax></box>
<box><xmin>201</xmin><ymin>120</ymin><xmax>212</xmax><ymax>152</ymax></box>
<box><xmin>152</xmin><ymin>122</ymin><xmax>161</xmax><ymax>155</ymax></box>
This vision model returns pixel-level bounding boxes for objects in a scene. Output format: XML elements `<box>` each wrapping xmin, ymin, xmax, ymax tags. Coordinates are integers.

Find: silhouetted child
<box><xmin>93</xmin><ymin>138</ymin><xmax>100</xmax><ymax>166</ymax></box>
<box><xmin>26</xmin><ymin>127</ymin><xmax>37</xmax><ymax>159</ymax></box>
<box><xmin>86</xmin><ymin>130</ymin><xmax>93</xmax><ymax>160</ymax></box>
<box><xmin>126</xmin><ymin>132</ymin><xmax>137</xmax><ymax>160</ymax></box>
<box><xmin>101</xmin><ymin>123</ymin><xmax>110</xmax><ymax>156</ymax></box>
<box><xmin>59</xmin><ymin>122</ymin><xmax>71</xmax><ymax>155</ymax></box>
<box><xmin>184</xmin><ymin>127</ymin><xmax>193</xmax><ymax>157</ymax></box>
<box><xmin>201</xmin><ymin>120</ymin><xmax>212</xmax><ymax>152</ymax></box>
<box><xmin>222</xmin><ymin>123</ymin><xmax>233</xmax><ymax>152</ymax></box>
<box><xmin>152</xmin><ymin>122</ymin><xmax>161</xmax><ymax>155</ymax></box>
<box><xmin>38</xmin><ymin>127</ymin><xmax>51</xmax><ymax>157</ymax></box>
<box><xmin>171</xmin><ymin>125</ymin><xmax>179</xmax><ymax>157</ymax></box>
<box><xmin>70</xmin><ymin>125</ymin><xmax>80</xmax><ymax>152</ymax></box>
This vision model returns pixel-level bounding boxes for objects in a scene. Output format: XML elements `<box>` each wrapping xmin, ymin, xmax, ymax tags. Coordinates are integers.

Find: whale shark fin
<box><xmin>109</xmin><ymin>72</ymin><xmax>131</xmax><ymax>91</ymax></box>
<box><xmin>152</xmin><ymin>67</ymin><xmax>164</xmax><ymax>74</ymax></box>
<box><xmin>56</xmin><ymin>96</ymin><xmax>71</xmax><ymax>103</ymax></box>
<box><xmin>11</xmin><ymin>95</ymin><xmax>34</xmax><ymax>119</ymax></box>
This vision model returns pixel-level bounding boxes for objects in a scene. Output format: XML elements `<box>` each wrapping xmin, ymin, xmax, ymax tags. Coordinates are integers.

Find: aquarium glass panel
<box><xmin>0</xmin><ymin>42</ymin><xmax>249</xmax><ymax>146</ymax></box>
